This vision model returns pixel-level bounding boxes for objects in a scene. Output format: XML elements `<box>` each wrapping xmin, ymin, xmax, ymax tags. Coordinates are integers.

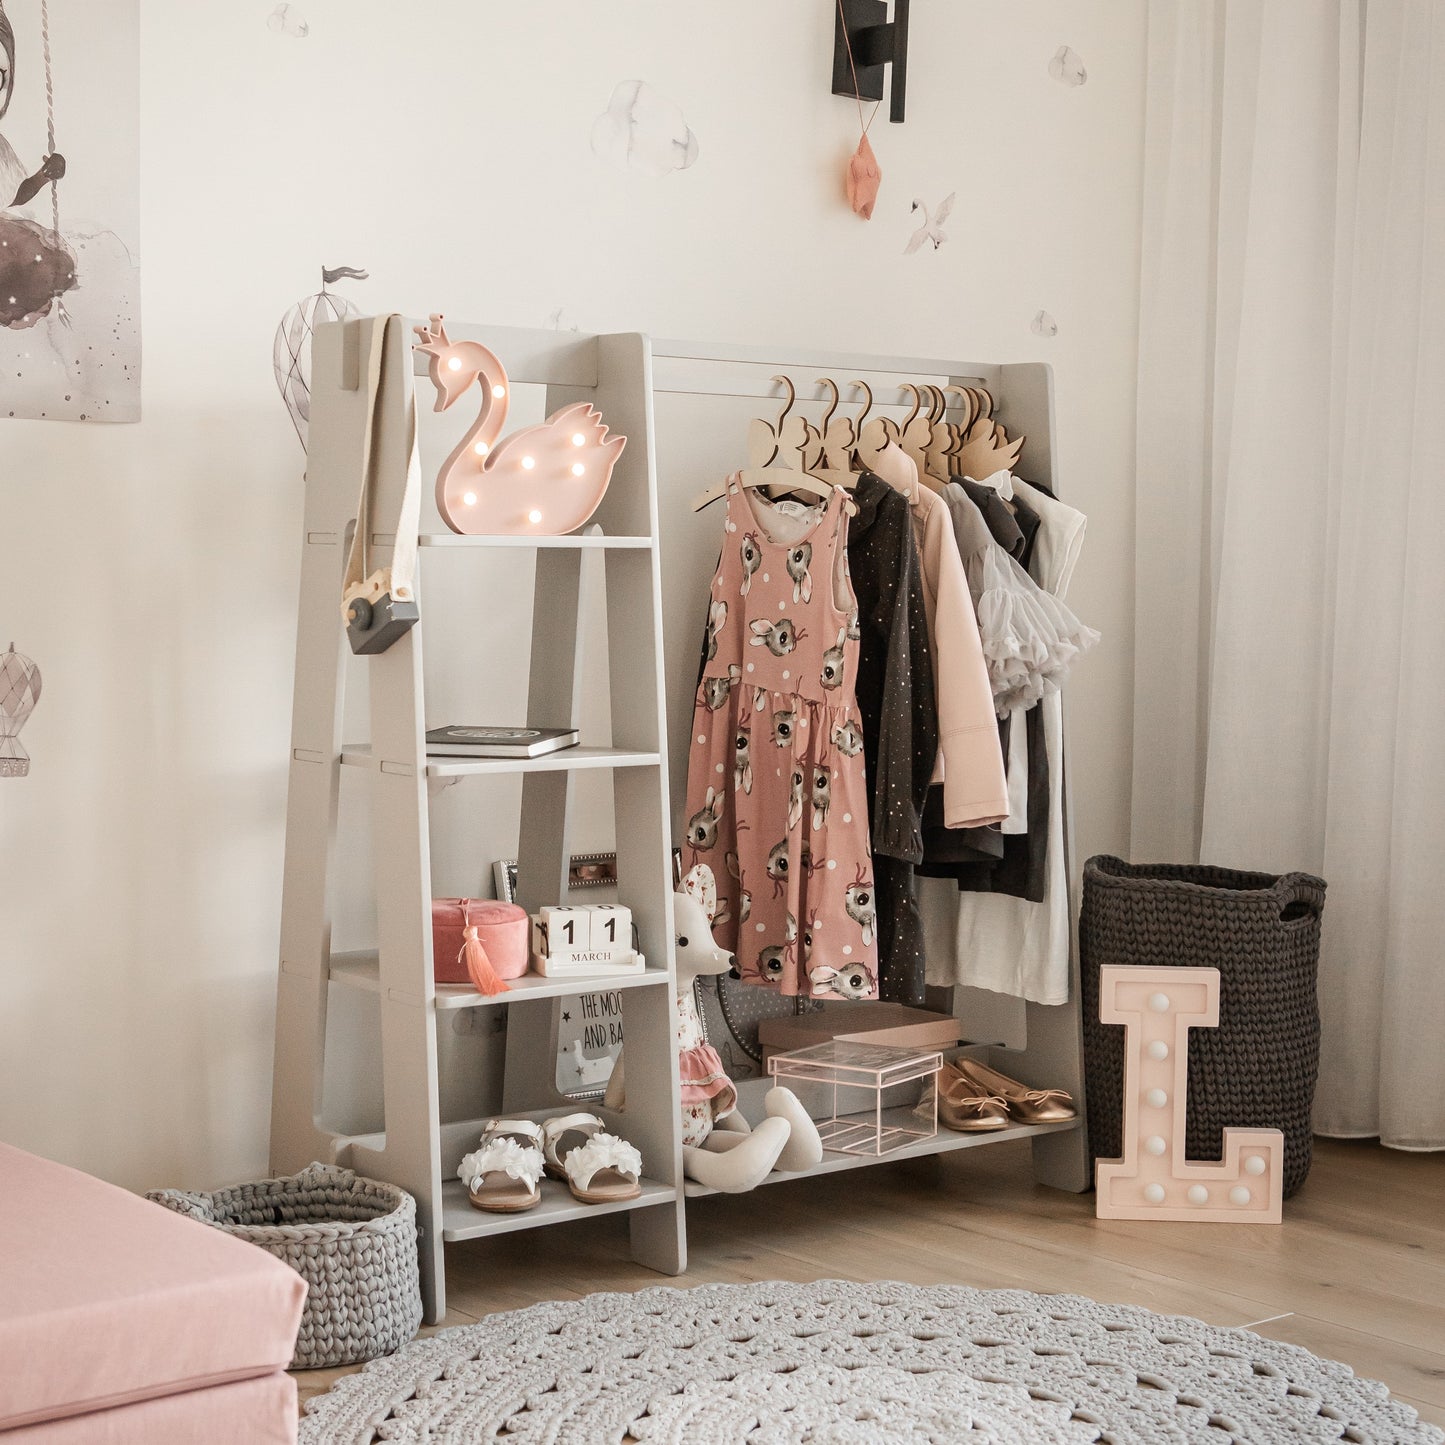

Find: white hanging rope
<box><xmin>39</xmin><ymin>0</ymin><xmax>56</xmax><ymax>234</ymax></box>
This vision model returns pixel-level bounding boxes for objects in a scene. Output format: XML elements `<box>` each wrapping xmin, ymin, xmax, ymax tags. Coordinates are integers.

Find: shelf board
<box><xmin>329</xmin><ymin>951</ymin><xmax>672</xmax><ymax>1009</ymax></box>
<box><xmin>683</xmin><ymin>1110</ymin><xmax>1080</xmax><ymax>1198</ymax></box>
<box><xmin>441</xmin><ymin>1176</ymin><xmax>676</xmax><ymax>1242</ymax></box>
<box><xmin>414</xmin><ymin>533</ymin><xmax>652</xmax><ymax>550</ymax></box>
<box><xmin>339</xmin><ymin>745</ymin><xmax>662</xmax><ymax>777</ymax></box>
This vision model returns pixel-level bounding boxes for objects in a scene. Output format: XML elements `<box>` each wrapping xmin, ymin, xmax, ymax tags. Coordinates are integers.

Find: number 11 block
<box><xmin>1095</xmin><ymin>965</ymin><xmax>1284</xmax><ymax>1224</ymax></box>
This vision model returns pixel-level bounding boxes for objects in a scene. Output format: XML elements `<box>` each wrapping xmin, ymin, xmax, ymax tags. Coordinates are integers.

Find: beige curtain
<box><xmin>1133</xmin><ymin>0</ymin><xmax>1444</xmax><ymax>1149</ymax></box>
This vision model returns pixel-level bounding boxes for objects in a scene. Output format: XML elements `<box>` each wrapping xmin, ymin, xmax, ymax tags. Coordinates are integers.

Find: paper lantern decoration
<box><xmin>413</xmin><ymin>314</ymin><xmax>625</xmax><ymax>536</ymax></box>
<box><xmin>0</xmin><ymin>643</ymin><xmax>42</xmax><ymax>777</ymax></box>
<box><xmin>273</xmin><ymin>265</ymin><xmax>368</xmax><ymax>448</ymax></box>
<box><xmin>1095</xmin><ymin>965</ymin><xmax>1284</xmax><ymax>1223</ymax></box>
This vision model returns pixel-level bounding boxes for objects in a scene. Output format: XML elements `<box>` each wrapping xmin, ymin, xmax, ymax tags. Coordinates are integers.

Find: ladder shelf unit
<box><xmin>270</xmin><ymin>317</ymin><xmax>685</xmax><ymax>1324</ymax></box>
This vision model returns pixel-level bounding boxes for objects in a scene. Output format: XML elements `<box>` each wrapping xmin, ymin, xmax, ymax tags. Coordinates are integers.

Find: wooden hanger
<box><xmin>795</xmin><ymin>377</ymin><xmax>854</xmax><ymax>490</ymax></box>
<box><xmin>777</xmin><ymin>385</ymin><xmax>822</xmax><ymax>478</ymax></box>
<box><xmin>953</xmin><ymin>419</ymin><xmax>1025</xmax><ymax>481</ymax></box>
<box><xmin>896</xmin><ymin>383</ymin><xmax>937</xmax><ymax>486</ymax></box>
<box><xmin>767</xmin><ymin>375</ymin><xmax>855</xmax><ymax>493</ymax></box>
<box><xmin>941</xmin><ymin>384</ymin><xmax>978</xmax><ymax>475</ymax></box>
<box><xmin>952</xmin><ymin>383</ymin><xmax>1026</xmax><ymax>481</ymax></box>
<box><xmin>921</xmin><ymin>385</ymin><xmax>954</xmax><ymax>487</ymax></box>
<box><xmin>814</xmin><ymin>378</ymin><xmax>855</xmax><ymax>479</ymax></box>
<box><xmin>692</xmin><ymin>375</ymin><xmax>850</xmax><ymax>511</ymax></box>
<box><xmin>845</xmin><ymin>379</ymin><xmax>874</xmax><ymax>464</ymax></box>
<box><xmin>749</xmin><ymin>374</ymin><xmax>795</xmax><ymax>470</ymax></box>
<box><xmin>852</xmin><ymin>380</ymin><xmax>901</xmax><ymax>471</ymax></box>
<box><xmin>814</xmin><ymin>377</ymin><xmax>858</xmax><ymax>474</ymax></box>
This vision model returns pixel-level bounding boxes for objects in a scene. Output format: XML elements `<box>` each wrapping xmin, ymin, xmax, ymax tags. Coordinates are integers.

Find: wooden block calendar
<box><xmin>531</xmin><ymin>904</ymin><xmax>643</xmax><ymax>977</ymax></box>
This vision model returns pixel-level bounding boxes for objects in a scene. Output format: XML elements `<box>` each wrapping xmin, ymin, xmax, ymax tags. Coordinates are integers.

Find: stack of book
<box><xmin>424</xmin><ymin>725</ymin><xmax>579</xmax><ymax>758</ymax></box>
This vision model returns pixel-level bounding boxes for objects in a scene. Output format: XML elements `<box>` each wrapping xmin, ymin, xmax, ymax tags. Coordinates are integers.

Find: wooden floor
<box><xmin>294</xmin><ymin>1136</ymin><xmax>1445</xmax><ymax>1429</ymax></box>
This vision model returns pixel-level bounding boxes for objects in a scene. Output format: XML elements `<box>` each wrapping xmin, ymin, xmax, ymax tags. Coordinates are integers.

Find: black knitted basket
<box><xmin>1080</xmin><ymin>856</ymin><xmax>1325</xmax><ymax>1198</ymax></box>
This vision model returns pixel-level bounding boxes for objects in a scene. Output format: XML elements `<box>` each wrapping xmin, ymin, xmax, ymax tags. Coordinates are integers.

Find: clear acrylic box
<box><xmin>768</xmin><ymin>1040</ymin><xmax>943</xmax><ymax>1156</ymax></box>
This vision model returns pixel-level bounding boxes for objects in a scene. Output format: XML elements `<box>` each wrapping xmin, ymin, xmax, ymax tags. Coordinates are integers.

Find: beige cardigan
<box><xmin>873</xmin><ymin>444</ymin><xmax>1008</xmax><ymax>827</ymax></box>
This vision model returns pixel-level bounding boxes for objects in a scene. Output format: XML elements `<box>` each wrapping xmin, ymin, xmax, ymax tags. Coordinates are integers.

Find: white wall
<box><xmin>0</xmin><ymin>1</ymin><xmax>1144</xmax><ymax>1190</ymax></box>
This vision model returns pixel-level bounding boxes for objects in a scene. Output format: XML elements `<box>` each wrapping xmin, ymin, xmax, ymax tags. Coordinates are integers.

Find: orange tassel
<box><xmin>460</xmin><ymin>924</ymin><xmax>509</xmax><ymax>996</ymax></box>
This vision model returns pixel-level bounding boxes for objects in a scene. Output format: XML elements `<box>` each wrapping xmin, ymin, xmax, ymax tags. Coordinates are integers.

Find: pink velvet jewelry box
<box><xmin>431</xmin><ymin>898</ymin><xmax>530</xmax><ymax>985</ymax></box>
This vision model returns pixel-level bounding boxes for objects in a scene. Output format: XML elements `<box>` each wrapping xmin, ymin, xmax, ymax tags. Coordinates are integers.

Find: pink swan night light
<box><xmin>414</xmin><ymin>315</ymin><xmax>625</xmax><ymax>536</ymax></box>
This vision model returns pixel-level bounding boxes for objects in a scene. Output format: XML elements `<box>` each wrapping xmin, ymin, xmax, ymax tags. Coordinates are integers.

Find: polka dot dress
<box><xmin>683</xmin><ymin>477</ymin><xmax>878</xmax><ymax>1000</ymax></box>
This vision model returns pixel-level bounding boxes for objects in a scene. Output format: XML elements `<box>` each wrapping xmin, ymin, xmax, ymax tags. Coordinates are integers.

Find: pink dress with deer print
<box><xmin>684</xmin><ymin>477</ymin><xmax>879</xmax><ymax>1000</ymax></box>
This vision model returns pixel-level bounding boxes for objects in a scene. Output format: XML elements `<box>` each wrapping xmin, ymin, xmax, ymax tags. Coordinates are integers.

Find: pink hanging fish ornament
<box><xmin>846</xmin><ymin>132</ymin><xmax>881</xmax><ymax>220</ymax></box>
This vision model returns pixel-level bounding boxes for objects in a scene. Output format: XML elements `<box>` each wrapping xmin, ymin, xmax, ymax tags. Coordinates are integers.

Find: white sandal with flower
<box><xmin>541</xmin><ymin>1112</ymin><xmax>644</xmax><ymax>1204</ymax></box>
<box><xmin>457</xmin><ymin>1119</ymin><xmax>546</xmax><ymax>1213</ymax></box>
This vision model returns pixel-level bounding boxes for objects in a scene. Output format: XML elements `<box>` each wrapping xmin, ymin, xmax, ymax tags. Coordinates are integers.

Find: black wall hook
<box><xmin>832</xmin><ymin>0</ymin><xmax>910</xmax><ymax>124</ymax></box>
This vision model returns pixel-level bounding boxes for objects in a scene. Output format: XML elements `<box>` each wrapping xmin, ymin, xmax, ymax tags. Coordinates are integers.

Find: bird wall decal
<box><xmin>904</xmin><ymin>193</ymin><xmax>956</xmax><ymax>254</ymax></box>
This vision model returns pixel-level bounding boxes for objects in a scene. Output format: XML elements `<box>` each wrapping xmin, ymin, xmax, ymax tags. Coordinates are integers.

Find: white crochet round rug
<box><xmin>299</xmin><ymin>1279</ymin><xmax>1442</xmax><ymax>1445</ymax></box>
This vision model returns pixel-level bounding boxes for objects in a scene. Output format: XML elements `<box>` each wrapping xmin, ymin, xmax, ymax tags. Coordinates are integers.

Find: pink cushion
<box><xmin>0</xmin><ymin>1371</ymin><xmax>296</xmax><ymax>1444</ymax></box>
<box><xmin>0</xmin><ymin>1143</ymin><xmax>305</xmax><ymax>1432</ymax></box>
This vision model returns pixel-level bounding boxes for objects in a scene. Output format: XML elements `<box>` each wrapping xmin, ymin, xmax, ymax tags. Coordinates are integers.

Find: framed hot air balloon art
<box><xmin>0</xmin><ymin>0</ymin><xmax>140</xmax><ymax>423</ymax></box>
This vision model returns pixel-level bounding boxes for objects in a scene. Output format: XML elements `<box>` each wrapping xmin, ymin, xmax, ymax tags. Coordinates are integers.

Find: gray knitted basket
<box><xmin>147</xmin><ymin>1163</ymin><xmax>422</xmax><ymax>1369</ymax></box>
<box><xmin>1080</xmin><ymin>856</ymin><xmax>1325</xmax><ymax>1198</ymax></box>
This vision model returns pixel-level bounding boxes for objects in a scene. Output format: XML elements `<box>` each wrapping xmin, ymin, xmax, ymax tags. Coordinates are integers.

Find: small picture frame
<box><xmin>493</xmin><ymin>858</ymin><xmax>517</xmax><ymax>903</ymax></box>
<box><xmin>493</xmin><ymin>849</ymin><xmax>681</xmax><ymax>903</ymax></box>
<box><xmin>556</xmin><ymin>988</ymin><xmax>626</xmax><ymax>1102</ymax></box>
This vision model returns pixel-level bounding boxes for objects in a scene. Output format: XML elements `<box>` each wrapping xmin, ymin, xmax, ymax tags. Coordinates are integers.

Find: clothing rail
<box><xmin>648</xmin><ymin>344</ymin><xmax>995</xmax><ymax>407</ymax></box>
<box><xmin>646</xmin><ymin>342</ymin><xmax>1054</xmax><ymax>491</ymax></box>
<box><xmin>639</xmin><ymin>334</ymin><xmax>1081</xmax><ymax>1193</ymax></box>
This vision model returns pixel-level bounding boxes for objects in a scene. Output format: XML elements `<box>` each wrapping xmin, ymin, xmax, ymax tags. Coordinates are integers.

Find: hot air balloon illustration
<box><xmin>0</xmin><ymin>642</ymin><xmax>42</xmax><ymax>777</ymax></box>
<box><xmin>273</xmin><ymin>265</ymin><xmax>368</xmax><ymax>448</ymax></box>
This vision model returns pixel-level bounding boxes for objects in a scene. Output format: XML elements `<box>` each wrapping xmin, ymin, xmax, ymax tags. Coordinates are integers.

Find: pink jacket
<box><xmin>873</xmin><ymin>444</ymin><xmax>1008</xmax><ymax>828</ymax></box>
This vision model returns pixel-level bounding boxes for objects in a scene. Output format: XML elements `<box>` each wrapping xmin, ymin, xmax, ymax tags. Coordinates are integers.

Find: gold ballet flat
<box><xmin>953</xmin><ymin>1057</ymin><xmax>1077</xmax><ymax>1125</ymax></box>
<box><xmin>933</xmin><ymin>1061</ymin><xmax>1010</xmax><ymax>1133</ymax></box>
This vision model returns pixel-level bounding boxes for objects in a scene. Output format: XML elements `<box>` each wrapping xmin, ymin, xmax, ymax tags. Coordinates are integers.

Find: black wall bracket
<box><xmin>832</xmin><ymin>0</ymin><xmax>910</xmax><ymax>124</ymax></box>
